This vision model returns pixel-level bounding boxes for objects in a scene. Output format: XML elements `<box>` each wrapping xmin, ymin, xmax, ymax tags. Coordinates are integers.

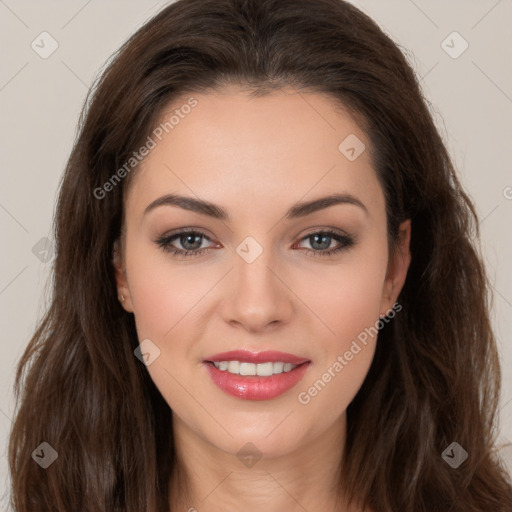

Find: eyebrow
<box><xmin>143</xmin><ymin>192</ymin><xmax>368</xmax><ymax>220</ymax></box>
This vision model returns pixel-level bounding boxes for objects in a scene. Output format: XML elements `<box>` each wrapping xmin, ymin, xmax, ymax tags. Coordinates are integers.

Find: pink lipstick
<box><xmin>203</xmin><ymin>350</ymin><xmax>311</xmax><ymax>400</ymax></box>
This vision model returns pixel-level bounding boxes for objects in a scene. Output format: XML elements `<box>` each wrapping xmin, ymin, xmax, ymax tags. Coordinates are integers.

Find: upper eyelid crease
<box><xmin>143</xmin><ymin>193</ymin><xmax>368</xmax><ymax>220</ymax></box>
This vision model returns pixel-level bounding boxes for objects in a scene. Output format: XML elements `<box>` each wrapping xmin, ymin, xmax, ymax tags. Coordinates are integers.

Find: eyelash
<box><xmin>155</xmin><ymin>228</ymin><xmax>355</xmax><ymax>258</ymax></box>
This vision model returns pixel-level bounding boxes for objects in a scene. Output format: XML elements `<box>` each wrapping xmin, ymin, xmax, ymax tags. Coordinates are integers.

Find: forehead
<box><xmin>125</xmin><ymin>86</ymin><xmax>384</xmax><ymax>217</ymax></box>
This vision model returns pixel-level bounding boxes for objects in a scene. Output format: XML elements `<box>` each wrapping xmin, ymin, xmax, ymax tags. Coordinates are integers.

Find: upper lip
<box><xmin>205</xmin><ymin>350</ymin><xmax>310</xmax><ymax>365</ymax></box>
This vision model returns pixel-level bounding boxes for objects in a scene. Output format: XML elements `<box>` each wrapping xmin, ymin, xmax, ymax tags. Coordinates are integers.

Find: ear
<box><xmin>379</xmin><ymin>219</ymin><xmax>411</xmax><ymax>316</ymax></box>
<box><xmin>112</xmin><ymin>239</ymin><xmax>134</xmax><ymax>313</ymax></box>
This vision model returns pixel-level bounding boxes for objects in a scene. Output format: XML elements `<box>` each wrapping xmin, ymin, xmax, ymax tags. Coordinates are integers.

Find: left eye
<box><xmin>297</xmin><ymin>232</ymin><xmax>342</xmax><ymax>251</ymax></box>
<box><xmin>293</xmin><ymin>230</ymin><xmax>355</xmax><ymax>257</ymax></box>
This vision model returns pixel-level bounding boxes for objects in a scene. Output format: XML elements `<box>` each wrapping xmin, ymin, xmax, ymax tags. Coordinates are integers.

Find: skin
<box><xmin>114</xmin><ymin>85</ymin><xmax>411</xmax><ymax>512</ymax></box>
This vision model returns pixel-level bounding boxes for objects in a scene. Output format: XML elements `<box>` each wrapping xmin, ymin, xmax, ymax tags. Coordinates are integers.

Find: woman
<box><xmin>8</xmin><ymin>0</ymin><xmax>512</xmax><ymax>510</ymax></box>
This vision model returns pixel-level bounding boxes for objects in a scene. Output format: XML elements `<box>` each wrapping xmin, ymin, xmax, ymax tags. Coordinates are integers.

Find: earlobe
<box><xmin>112</xmin><ymin>239</ymin><xmax>134</xmax><ymax>313</ymax></box>
<box><xmin>380</xmin><ymin>219</ymin><xmax>411</xmax><ymax>315</ymax></box>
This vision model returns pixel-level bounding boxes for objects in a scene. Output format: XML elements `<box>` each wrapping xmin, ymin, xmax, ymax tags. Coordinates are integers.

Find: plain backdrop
<box><xmin>1</xmin><ymin>0</ymin><xmax>511</xmax><ymax>508</ymax></box>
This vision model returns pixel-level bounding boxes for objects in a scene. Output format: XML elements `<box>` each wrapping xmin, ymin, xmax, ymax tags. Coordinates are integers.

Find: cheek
<box><xmin>291</xmin><ymin>244</ymin><xmax>387</xmax><ymax>413</ymax></box>
<box><xmin>125</xmin><ymin>242</ymin><xmax>217</xmax><ymax>340</ymax></box>
<box><xmin>296</xmin><ymin>340</ymin><xmax>376</xmax><ymax>438</ymax></box>
<box><xmin>293</xmin><ymin>243</ymin><xmax>388</xmax><ymax>348</ymax></box>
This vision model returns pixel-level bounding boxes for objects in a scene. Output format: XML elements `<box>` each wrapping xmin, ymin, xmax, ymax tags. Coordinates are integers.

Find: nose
<box><xmin>220</xmin><ymin>245</ymin><xmax>294</xmax><ymax>333</ymax></box>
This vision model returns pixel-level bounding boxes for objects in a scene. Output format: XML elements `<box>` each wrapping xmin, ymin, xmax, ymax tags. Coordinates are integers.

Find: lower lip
<box><xmin>204</xmin><ymin>362</ymin><xmax>310</xmax><ymax>400</ymax></box>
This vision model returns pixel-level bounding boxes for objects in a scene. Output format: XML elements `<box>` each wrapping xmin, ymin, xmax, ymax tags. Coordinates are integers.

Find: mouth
<box><xmin>203</xmin><ymin>350</ymin><xmax>311</xmax><ymax>400</ymax></box>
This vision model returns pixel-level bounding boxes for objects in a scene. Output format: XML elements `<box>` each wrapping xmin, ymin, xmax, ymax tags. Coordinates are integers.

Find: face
<box><xmin>114</xmin><ymin>85</ymin><xmax>411</xmax><ymax>459</ymax></box>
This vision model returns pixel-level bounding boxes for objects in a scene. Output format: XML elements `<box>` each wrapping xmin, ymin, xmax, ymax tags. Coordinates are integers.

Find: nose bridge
<box><xmin>236</xmin><ymin>241</ymin><xmax>277</xmax><ymax>294</ymax></box>
<box><xmin>221</xmin><ymin>237</ymin><xmax>293</xmax><ymax>330</ymax></box>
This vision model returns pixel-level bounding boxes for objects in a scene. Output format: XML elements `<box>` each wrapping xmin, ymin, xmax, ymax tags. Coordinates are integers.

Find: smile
<box><xmin>203</xmin><ymin>350</ymin><xmax>311</xmax><ymax>400</ymax></box>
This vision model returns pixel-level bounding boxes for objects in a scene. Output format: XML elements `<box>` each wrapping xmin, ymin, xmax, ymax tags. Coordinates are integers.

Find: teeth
<box><xmin>212</xmin><ymin>361</ymin><xmax>298</xmax><ymax>376</ymax></box>
<box><xmin>283</xmin><ymin>363</ymin><xmax>294</xmax><ymax>372</ymax></box>
<box><xmin>240</xmin><ymin>362</ymin><xmax>256</xmax><ymax>376</ymax></box>
<box><xmin>228</xmin><ymin>360</ymin><xmax>240</xmax><ymax>374</ymax></box>
<box><xmin>273</xmin><ymin>362</ymin><xmax>284</xmax><ymax>373</ymax></box>
<box><xmin>256</xmin><ymin>362</ymin><xmax>273</xmax><ymax>376</ymax></box>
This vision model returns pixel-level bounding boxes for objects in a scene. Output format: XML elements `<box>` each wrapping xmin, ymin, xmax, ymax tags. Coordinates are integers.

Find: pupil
<box><xmin>312</xmin><ymin>234</ymin><xmax>330</xmax><ymax>250</ymax></box>
<box><xmin>181</xmin><ymin>234</ymin><xmax>202</xmax><ymax>250</ymax></box>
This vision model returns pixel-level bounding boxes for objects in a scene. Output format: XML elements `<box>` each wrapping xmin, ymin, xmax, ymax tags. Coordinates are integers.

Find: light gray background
<box><xmin>1</xmin><ymin>0</ymin><xmax>511</xmax><ymax>508</ymax></box>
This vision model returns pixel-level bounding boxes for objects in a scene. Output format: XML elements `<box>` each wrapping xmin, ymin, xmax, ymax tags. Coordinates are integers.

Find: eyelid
<box><xmin>297</xmin><ymin>226</ymin><xmax>352</xmax><ymax>239</ymax></box>
<box><xmin>154</xmin><ymin>228</ymin><xmax>219</xmax><ymax>256</ymax></box>
<box><xmin>157</xmin><ymin>227</ymin><xmax>217</xmax><ymax>244</ymax></box>
<box><xmin>293</xmin><ymin>228</ymin><xmax>355</xmax><ymax>250</ymax></box>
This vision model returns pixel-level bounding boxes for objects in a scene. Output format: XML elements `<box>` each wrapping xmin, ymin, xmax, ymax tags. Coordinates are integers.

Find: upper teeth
<box><xmin>212</xmin><ymin>361</ymin><xmax>298</xmax><ymax>376</ymax></box>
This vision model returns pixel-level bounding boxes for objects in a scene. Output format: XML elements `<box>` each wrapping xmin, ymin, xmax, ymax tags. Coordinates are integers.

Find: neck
<box><xmin>169</xmin><ymin>413</ymin><xmax>359</xmax><ymax>512</ymax></box>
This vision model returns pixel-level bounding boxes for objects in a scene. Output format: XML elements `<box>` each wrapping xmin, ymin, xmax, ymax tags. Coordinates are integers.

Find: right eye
<box><xmin>156</xmin><ymin>229</ymin><xmax>218</xmax><ymax>257</ymax></box>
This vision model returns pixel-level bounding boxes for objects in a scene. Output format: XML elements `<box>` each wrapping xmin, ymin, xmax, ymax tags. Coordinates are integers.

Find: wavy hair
<box><xmin>8</xmin><ymin>0</ymin><xmax>512</xmax><ymax>510</ymax></box>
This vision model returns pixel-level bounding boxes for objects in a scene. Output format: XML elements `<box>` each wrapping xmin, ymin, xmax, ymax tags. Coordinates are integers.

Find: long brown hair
<box><xmin>8</xmin><ymin>0</ymin><xmax>512</xmax><ymax>510</ymax></box>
